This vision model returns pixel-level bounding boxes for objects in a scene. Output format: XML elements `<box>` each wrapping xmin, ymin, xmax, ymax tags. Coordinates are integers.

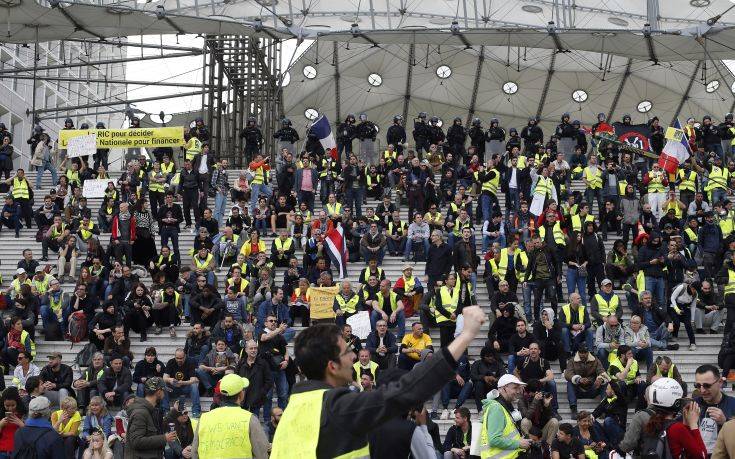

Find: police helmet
<box><xmin>490</xmin><ymin>117</ymin><xmax>499</xmax><ymax>125</ymax></box>
<box><xmin>418</xmin><ymin>112</ymin><xmax>427</xmax><ymax>119</ymax></box>
<box><xmin>453</xmin><ymin>116</ymin><xmax>462</xmax><ymax>124</ymax></box>
<box><xmin>472</xmin><ymin>118</ymin><xmax>481</xmax><ymax>127</ymax></box>
<box><xmin>726</xmin><ymin>113</ymin><xmax>733</xmax><ymax>121</ymax></box>
<box><xmin>359</xmin><ymin>113</ymin><xmax>368</xmax><ymax>122</ymax></box>
<box><xmin>282</xmin><ymin>118</ymin><xmax>292</xmax><ymax>126</ymax></box>
<box><xmin>95</xmin><ymin>122</ymin><xmax>105</xmax><ymax>129</ymax></box>
<box><xmin>80</xmin><ymin>123</ymin><xmax>90</xmax><ymax>130</ymax></box>
<box><xmin>393</xmin><ymin>115</ymin><xmax>403</xmax><ymax>123</ymax></box>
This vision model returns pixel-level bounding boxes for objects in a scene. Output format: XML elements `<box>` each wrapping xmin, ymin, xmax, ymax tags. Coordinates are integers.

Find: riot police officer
<box><xmin>428</xmin><ymin>116</ymin><xmax>445</xmax><ymax>146</ymax></box>
<box><xmin>336</xmin><ymin>114</ymin><xmax>357</xmax><ymax>161</ymax></box>
<box><xmin>189</xmin><ymin>117</ymin><xmax>211</xmax><ymax>143</ymax></box>
<box><xmin>468</xmin><ymin>118</ymin><xmax>485</xmax><ymax>162</ymax></box>
<box><xmin>273</xmin><ymin>118</ymin><xmax>300</xmax><ymax>156</ymax></box>
<box><xmin>485</xmin><ymin>117</ymin><xmax>505</xmax><ymax>157</ymax></box>
<box><xmin>446</xmin><ymin>117</ymin><xmax>467</xmax><ymax>159</ymax></box>
<box><xmin>356</xmin><ymin>113</ymin><xmax>378</xmax><ymax>164</ymax></box>
<box><xmin>386</xmin><ymin>115</ymin><xmax>407</xmax><ymax>155</ymax></box>
<box><xmin>520</xmin><ymin>117</ymin><xmax>543</xmax><ymax>155</ymax></box>
<box><xmin>413</xmin><ymin>112</ymin><xmax>431</xmax><ymax>158</ymax></box>
<box><xmin>240</xmin><ymin>117</ymin><xmax>263</xmax><ymax>162</ymax></box>
<box><xmin>556</xmin><ymin>112</ymin><xmax>578</xmax><ymax>160</ymax></box>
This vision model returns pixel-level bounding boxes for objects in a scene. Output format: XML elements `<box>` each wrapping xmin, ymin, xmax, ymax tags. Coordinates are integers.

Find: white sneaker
<box><xmin>440</xmin><ymin>409</ymin><xmax>450</xmax><ymax>420</ymax></box>
<box><xmin>689</xmin><ymin>344</ymin><xmax>697</xmax><ymax>351</ymax></box>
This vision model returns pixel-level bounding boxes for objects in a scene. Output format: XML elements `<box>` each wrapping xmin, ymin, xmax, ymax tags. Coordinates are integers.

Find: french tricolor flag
<box><xmin>325</xmin><ymin>223</ymin><xmax>348</xmax><ymax>280</ymax></box>
<box><xmin>311</xmin><ymin>114</ymin><xmax>339</xmax><ymax>161</ymax></box>
<box><xmin>658</xmin><ymin>119</ymin><xmax>691</xmax><ymax>174</ymax></box>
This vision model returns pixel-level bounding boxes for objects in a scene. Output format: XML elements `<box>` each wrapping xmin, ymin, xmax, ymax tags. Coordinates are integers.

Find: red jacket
<box><xmin>111</xmin><ymin>214</ymin><xmax>136</xmax><ymax>242</ymax></box>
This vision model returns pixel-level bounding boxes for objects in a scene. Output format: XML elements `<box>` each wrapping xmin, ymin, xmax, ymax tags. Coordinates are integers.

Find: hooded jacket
<box><xmin>564</xmin><ymin>351</ymin><xmax>609</xmax><ymax>390</ymax></box>
<box><xmin>636</xmin><ymin>236</ymin><xmax>666</xmax><ymax>277</ymax></box>
<box><xmin>125</xmin><ymin>397</ymin><xmax>166</xmax><ymax>459</ymax></box>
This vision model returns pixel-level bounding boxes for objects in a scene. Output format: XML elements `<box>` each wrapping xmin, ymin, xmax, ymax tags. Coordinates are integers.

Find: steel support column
<box><xmin>535</xmin><ymin>52</ymin><xmax>555</xmax><ymax>120</ymax></box>
<box><xmin>608</xmin><ymin>59</ymin><xmax>632</xmax><ymax>121</ymax></box>
<box><xmin>402</xmin><ymin>44</ymin><xmax>415</xmax><ymax>124</ymax></box>
<box><xmin>334</xmin><ymin>42</ymin><xmax>341</xmax><ymax>124</ymax></box>
<box><xmin>466</xmin><ymin>46</ymin><xmax>484</xmax><ymax>125</ymax></box>
<box><xmin>671</xmin><ymin>61</ymin><xmax>702</xmax><ymax>125</ymax></box>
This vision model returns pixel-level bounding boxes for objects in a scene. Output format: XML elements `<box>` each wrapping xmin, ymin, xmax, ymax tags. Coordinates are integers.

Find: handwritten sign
<box><xmin>346</xmin><ymin>311</ymin><xmax>371</xmax><ymax>339</ymax></box>
<box><xmin>309</xmin><ymin>286</ymin><xmax>339</xmax><ymax>320</ymax></box>
<box><xmin>66</xmin><ymin>133</ymin><xmax>97</xmax><ymax>158</ymax></box>
<box><xmin>82</xmin><ymin>179</ymin><xmax>111</xmax><ymax>198</ymax></box>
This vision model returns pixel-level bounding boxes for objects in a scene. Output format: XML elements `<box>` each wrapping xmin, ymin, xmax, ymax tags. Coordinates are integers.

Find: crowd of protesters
<box><xmin>0</xmin><ymin>110</ymin><xmax>730</xmax><ymax>457</ymax></box>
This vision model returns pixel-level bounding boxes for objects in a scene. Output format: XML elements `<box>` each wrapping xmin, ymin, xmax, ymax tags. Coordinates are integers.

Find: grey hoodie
<box><xmin>620</xmin><ymin>195</ymin><xmax>640</xmax><ymax>225</ymax></box>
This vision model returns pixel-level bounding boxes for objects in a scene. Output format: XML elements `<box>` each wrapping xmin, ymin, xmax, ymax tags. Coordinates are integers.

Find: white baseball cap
<box><xmin>497</xmin><ymin>374</ymin><xmax>527</xmax><ymax>388</ymax></box>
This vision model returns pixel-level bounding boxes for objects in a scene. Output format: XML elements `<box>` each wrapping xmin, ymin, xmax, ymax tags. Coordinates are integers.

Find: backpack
<box><xmin>67</xmin><ymin>311</ymin><xmax>88</xmax><ymax>344</ymax></box>
<box><xmin>73</xmin><ymin>342</ymin><xmax>97</xmax><ymax>368</ymax></box>
<box><xmin>35</xmin><ymin>225</ymin><xmax>48</xmax><ymax>243</ymax></box>
<box><xmin>14</xmin><ymin>428</ymin><xmax>54</xmax><ymax>459</ymax></box>
<box><xmin>638</xmin><ymin>410</ymin><xmax>677</xmax><ymax>459</ymax></box>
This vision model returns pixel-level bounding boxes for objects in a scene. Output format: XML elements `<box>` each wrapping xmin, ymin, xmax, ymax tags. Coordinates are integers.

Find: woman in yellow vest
<box><xmin>51</xmin><ymin>396</ymin><xmax>82</xmax><ymax>456</ymax></box>
<box><xmin>191</xmin><ymin>373</ymin><xmax>269</xmax><ymax>458</ymax></box>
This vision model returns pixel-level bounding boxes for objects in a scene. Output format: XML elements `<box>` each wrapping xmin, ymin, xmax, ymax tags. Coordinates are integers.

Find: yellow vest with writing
<box><xmin>197</xmin><ymin>405</ymin><xmax>253</xmax><ymax>459</ymax></box>
<box><xmin>271</xmin><ymin>389</ymin><xmax>370</xmax><ymax>459</ymax></box>
<box><xmin>479</xmin><ymin>399</ymin><xmax>522</xmax><ymax>459</ymax></box>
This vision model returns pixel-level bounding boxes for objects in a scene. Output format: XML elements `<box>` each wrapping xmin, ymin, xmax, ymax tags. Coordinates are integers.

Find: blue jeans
<box><xmin>263</xmin><ymin>370</ymin><xmax>289</xmax><ymax>425</ymax></box>
<box><xmin>40</xmin><ymin>304</ymin><xmax>60</xmax><ymax>331</ymax></box>
<box><xmin>508</xmin><ymin>354</ymin><xmax>519</xmax><ymax>374</ymax></box>
<box><xmin>160</xmin><ymin>227</ymin><xmax>180</xmax><ymax>262</ymax></box>
<box><xmin>506</xmin><ymin>188</ymin><xmax>520</xmax><ymax>221</ymax></box>
<box><xmin>404</xmin><ymin>238</ymin><xmax>429</xmax><ymax>261</ymax></box>
<box><xmin>165</xmin><ymin>383</ymin><xmax>201</xmax><ymax>417</ymax></box>
<box><xmin>345</xmin><ymin>187</ymin><xmax>365</xmax><ymax>218</ymax></box>
<box><xmin>441</xmin><ymin>378</ymin><xmax>474</xmax><ymax>409</ymax></box>
<box><xmin>566</xmin><ymin>382</ymin><xmax>602</xmax><ymax>406</ymax></box>
<box><xmin>712</xmin><ymin>188</ymin><xmax>727</xmax><ymax>206</ymax></box>
<box><xmin>482</xmin><ymin>234</ymin><xmax>506</xmax><ymax>253</ymax></box>
<box><xmin>545</xmin><ymin>380</ymin><xmax>559</xmax><ymax>411</ymax></box>
<box><xmin>585</xmin><ymin>188</ymin><xmax>603</xmax><ymax>215</ymax></box>
<box><xmin>561</xmin><ymin>327</ymin><xmax>594</xmax><ymax>354</ymax></box>
<box><xmin>250</xmin><ymin>183</ymin><xmax>272</xmax><ymax>213</ymax></box>
<box><xmin>566</xmin><ymin>267</ymin><xmax>587</xmax><ymax>305</ymax></box>
<box><xmin>370</xmin><ymin>309</ymin><xmax>406</xmax><ymax>341</ymax></box>
<box><xmin>604</xmin><ymin>416</ymin><xmax>625</xmax><ymax>446</ymax></box>
<box><xmin>645</xmin><ymin>277</ymin><xmax>666</xmax><ymax>308</ymax></box>
<box><xmin>35</xmin><ymin>160</ymin><xmax>58</xmax><ymax>189</ymax></box>
<box><xmin>360</xmin><ymin>246</ymin><xmax>385</xmax><ymax>265</ymax></box>
<box><xmin>387</xmin><ymin>237</ymin><xmax>405</xmax><ymax>255</ymax></box>
<box><xmin>523</xmin><ymin>282</ymin><xmax>535</xmax><ymax>320</ymax></box>
<box><xmin>187</xmin><ymin>345</ymin><xmax>209</xmax><ymax>366</ymax></box>
<box><xmin>195</xmin><ymin>368</ymin><xmax>223</xmax><ymax>391</ymax></box>
<box><xmin>480</xmin><ymin>194</ymin><xmax>496</xmax><ymax>222</ymax></box>
<box><xmin>633</xmin><ymin>346</ymin><xmax>654</xmax><ymax>368</ymax></box>
<box><xmin>254</xmin><ymin>218</ymin><xmax>268</xmax><ymax>232</ymax></box>
<box><xmin>214</xmin><ymin>191</ymin><xmax>227</xmax><ymax>224</ymax></box>
<box><xmin>650</xmin><ymin>322</ymin><xmax>671</xmax><ymax>349</ymax></box>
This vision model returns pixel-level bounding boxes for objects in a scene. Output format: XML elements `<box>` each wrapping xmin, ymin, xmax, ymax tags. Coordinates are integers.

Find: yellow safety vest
<box><xmin>584</xmin><ymin>166</ymin><xmax>602</xmax><ymax>189</ymax></box>
<box><xmin>359</xmin><ymin>267</ymin><xmax>383</xmax><ymax>284</ymax></box>
<box><xmin>378</xmin><ymin>291</ymin><xmax>399</xmax><ymax>312</ymax></box>
<box><xmin>608</xmin><ymin>352</ymin><xmax>638</xmax><ymax>385</ymax></box>
<box><xmin>402</xmin><ymin>276</ymin><xmax>415</xmax><ymax>293</ymax></box>
<box><xmin>149</xmin><ymin>171</ymin><xmax>165</xmax><ymax>193</ymax></box>
<box><xmin>707</xmin><ymin>166</ymin><xmax>729</xmax><ymax>191</ymax></box>
<box><xmin>534</xmin><ymin>176</ymin><xmax>553</xmax><ymax>197</ymax></box>
<box><xmin>517</xmin><ymin>156</ymin><xmax>527</xmax><ymax>169</ymax></box>
<box><xmin>479</xmin><ymin>399</ymin><xmax>522</xmax><ymax>459</ymax></box>
<box><xmin>383</xmin><ymin>150</ymin><xmax>397</xmax><ymax>165</ymax></box>
<box><xmin>161</xmin><ymin>291</ymin><xmax>181</xmax><ymax>311</ymax></box>
<box><xmin>480</xmin><ymin>170</ymin><xmax>500</xmax><ymax>195</ymax></box>
<box><xmin>326</xmin><ymin>202</ymin><xmax>342</xmax><ymax>216</ymax></box>
<box><xmin>593</xmin><ymin>294</ymin><xmax>620</xmax><ymax>317</ymax></box>
<box><xmin>453</xmin><ymin>218</ymin><xmax>473</xmax><ymax>236</ymax></box>
<box><xmin>274</xmin><ymin>237</ymin><xmax>294</xmax><ymax>252</ymax></box>
<box><xmin>12</xmin><ymin>178</ymin><xmax>29</xmax><ymax>200</ymax></box>
<box><xmin>366</xmin><ymin>174</ymin><xmax>380</xmax><ymax>187</ymax></box>
<box><xmin>514</xmin><ymin>251</ymin><xmax>529</xmax><ymax>282</ymax></box>
<box><xmin>571</xmin><ymin>214</ymin><xmax>595</xmax><ymax>233</ymax></box>
<box><xmin>721</xmin><ymin>219</ymin><xmax>734</xmax><ymax>238</ymax></box>
<box><xmin>20</xmin><ymin>329</ymin><xmax>35</xmax><ymax>359</ymax></box>
<box><xmin>665</xmin><ymin>202</ymin><xmax>683</xmax><ymax>219</ymax></box>
<box><xmin>65</xmin><ymin>169</ymin><xmax>80</xmax><ymax>186</ymax></box>
<box><xmin>684</xmin><ymin>227</ymin><xmax>698</xmax><ymax>243</ymax></box>
<box><xmin>352</xmin><ymin>361</ymin><xmax>379</xmax><ymax>383</ymax></box>
<box><xmin>10</xmin><ymin>278</ymin><xmax>30</xmax><ymax>296</ymax></box>
<box><xmin>52</xmin><ymin>409</ymin><xmax>80</xmax><ymax>434</ymax></box>
<box><xmin>271</xmin><ymin>389</ymin><xmax>370</xmax><ymax>459</ymax></box>
<box><xmin>561</xmin><ymin>304</ymin><xmax>585</xmax><ymax>324</ymax></box>
<box><xmin>387</xmin><ymin>221</ymin><xmax>407</xmax><ymax>236</ymax></box>
<box><xmin>161</xmin><ymin>162</ymin><xmax>175</xmax><ymax>175</ymax></box>
<box><xmin>193</xmin><ymin>253</ymin><xmax>213</xmax><ymax>270</ymax></box>
<box><xmin>197</xmin><ymin>405</ymin><xmax>253</xmax><ymax>459</ymax></box>
<box><xmin>185</xmin><ymin>137</ymin><xmax>202</xmax><ymax>160</ymax></box>
<box><xmin>437</xmin><ymin>284</ymin><xmax>460</xmax><ymax>324</ymax></box>
<box><xmin>79</xmin><ymin>221</ymin><xmax>95</xmax><ymax>241</ymax></box>
<box><xmin>724</xmin><ymin>270</ymin><xmax>735</xmax><ymax>297</ymax></box>
<box><xmin>171</xmin><ymin>172</ymin><xmax>181</xmax><ymax>185</ymax></box>
<box><xmin>678</xmin><ymin>170</ymin><xmax>697</xmax><ymax>193</ymax></box>
<box><xmin>335</xmin><ymin>293</ymin><xmax>360</xmax><ymax>314</ymax></box>
<box><xmin>251</xmin><ymin>165</ymin><xmax>269</xmax><ymax>185</ymax></box>
<box><xmin>655</xmin><ymin>363</ymin><xmax>676</xmax><ymax>378</ymax></box>
<box><xmin>32</xmin><ymin>276</ymin><xmax>50</xmax><ymax>295</ymax></box>
<box><xmin>48</xmin><ymin>292</ymin><xmax>64</xmax><ymax>317</ymax></box>
<box><xmin>538</xmin><ymin>222</ymin><xmax>566</xmax><ymax>246</ymax></box>
<box><xmin>227</xmin><ymin>277</ymin><xmax>249</xmax><ymax>294</ymax></box>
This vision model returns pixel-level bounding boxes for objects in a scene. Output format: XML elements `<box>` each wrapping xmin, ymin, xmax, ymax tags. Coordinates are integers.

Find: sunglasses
<box><xmin>694</xmin><ymin>382</ymin><xmax>718</xmax><ymax>390</ymax></box>
<box><xmin>266</xmin><ymin>319</ymin><xmax>277</xmax><ymax>323</ymax></box>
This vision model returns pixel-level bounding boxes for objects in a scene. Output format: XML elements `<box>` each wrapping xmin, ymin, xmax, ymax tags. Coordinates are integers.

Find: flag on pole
<box><xmin>325</xmin><ymin>223</ymin><xmax>348</xmax><ymax>280</ymax></box>
<box><xmin>311</xmin><ymin>114</ymin><xmax>339</xmax><ymax>161</ymax></box>
<box><xmin>657</xmin><ymin>119</ymin><xmax>691</xmax><ymax>174</ymax></box>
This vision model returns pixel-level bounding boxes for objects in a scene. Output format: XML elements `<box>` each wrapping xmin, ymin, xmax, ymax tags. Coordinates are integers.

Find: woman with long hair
<box><xmin>81</xmin><ymin>430</ymin><xmax>112</xmax><ymax>459</ymax></box>
<box><xmin>122</xmin><ymin>282</ymin><xmax>154</xmax><ymax>342</ymax></box>
<box><xmin>565</xmin><ymin>231</ymin><xmax>589</xmax><ymax>305</ymax></box>
<box><xmin>131</xmin><ymin>198</ymin><xmax>157</xmax><ymax>267</ymax></box>
<box><xmin>80</xmin><ymin>396</ymin><xmax>113</xmax><ymax>452</ymax></box>
<box><xmin>0</xmin><ymin>387</ymin><xmax>26</xmax><ymax>458</ymax></box>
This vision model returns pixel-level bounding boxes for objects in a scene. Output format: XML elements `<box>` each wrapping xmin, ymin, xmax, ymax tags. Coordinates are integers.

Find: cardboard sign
<box><xmin>59</xmin><ymin>127</ymin><xmax>185</xmax><ymax>148</ymax></box>
<box><xmin>665</xmin><ymin>127</ymin><xmax>684</xmax><ymax>142</ymax></box>
<box><xmin>66</xmin><ymin>133</ymin><xmax>97</xmax><ymax>158</ymax></box>
<box><xmin>82</xmin><ymin>179</ymin><xmax>112</xmax><ymax>198</ymax></box>
<box><xmin>346</xmin><ymin>311</ymin><xmax>371</xmax><ymax>339</ymax></box>
<box><xmin>309</xmin><ymin>286</ymin><xmax>339</xmax><ymax>319</ymax></box>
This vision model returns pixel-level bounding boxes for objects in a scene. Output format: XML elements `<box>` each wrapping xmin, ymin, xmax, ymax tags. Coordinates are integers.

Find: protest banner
<box><xmin>59</xmin><ymin>127</ymin><xmax>185</xmax><ymax>149</ymax></box>
<box><xmin>346</xmin><ymin>311</ymin><xmax>371</xmax><ymax>339</ymax></box>
<box><xmin>82</xmin><ymin>179</ymin><xmax>111</xmax><ymax>198</ymax></box>
<box><xmin>309</xmin><ymin>286</ymin><xmax>339</xmax><ymax>320</ymax></box>
<box><xmin>66</xmin><ymin>133</ymin><xmax>97</xmax><ymax>158</ymax></box>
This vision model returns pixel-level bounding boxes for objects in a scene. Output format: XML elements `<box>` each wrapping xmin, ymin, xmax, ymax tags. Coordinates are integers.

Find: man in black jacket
<box><xmin>157</xmin><ymin>192</ymin><xmax>183</xmax><ymax>262</ymax></box>
<box><xmin>236</xmin><ymin>339</ymin><xmax>273</xmax><ymax>415</ymax></box>
<box><xmin>525</xmin><ymin>235</ymin><xmax>560</xmax><ymax>321</ymax></box>
<box><xmin>364</xmin><ymin>320</ymin><xmax>399</xmax><ymax>369</ymax></box>
<box><xmin>425</xmin><ymin>230</ymin><xmax>452</xmax><ymax>290</ymax></box>
<box><xmin>443</xmin><ymin>407</ymin><xmax>472</xmax><ymax>458</ymax></box>
<box><xmin>39</xmin><ymin>352</ymin><xmax>74</xmax><ymax>408</ymax></box>
<box><xmin>270</xmin><ymin>305</ymin><xmax>486</xmax><ymax>458</ymax></box>
<box><xmin>98</xmin><ymin>354</ymin><xmax>133</xmax><ymax>407</ymax></box>
<box><xmin>179</xmin><ymin>159</ymin><xmax>200</xmax><ymax>228</ymax></box>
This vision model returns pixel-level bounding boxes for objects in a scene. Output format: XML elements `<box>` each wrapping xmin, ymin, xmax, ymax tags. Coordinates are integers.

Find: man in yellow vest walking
<box><xmin>478</xmin><ymin>374</ymin><xmax>531</xmax><ymax>458</ymax></box>
<box><xmin>271</xmin><ymin>306</ymin><xmax>487</xmax><ymax>458</ymax></box>
<box><xmin>191</xmin><ymin>373</ymin><xmax>269</xmax><ymax>458</ymax></box>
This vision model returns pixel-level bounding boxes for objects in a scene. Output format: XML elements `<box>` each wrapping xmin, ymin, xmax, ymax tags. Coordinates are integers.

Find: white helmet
<box><xmin>647</xmin><ymin>377</ymin><xmax>684</xmax><ymax>409</ymax></box>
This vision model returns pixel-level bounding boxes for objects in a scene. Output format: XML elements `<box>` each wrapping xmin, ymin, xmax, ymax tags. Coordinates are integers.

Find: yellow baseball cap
<box><xmin>219</xmin><ymin>374</ymin><xmax>250</xmax><ymax>396</ymax></box>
